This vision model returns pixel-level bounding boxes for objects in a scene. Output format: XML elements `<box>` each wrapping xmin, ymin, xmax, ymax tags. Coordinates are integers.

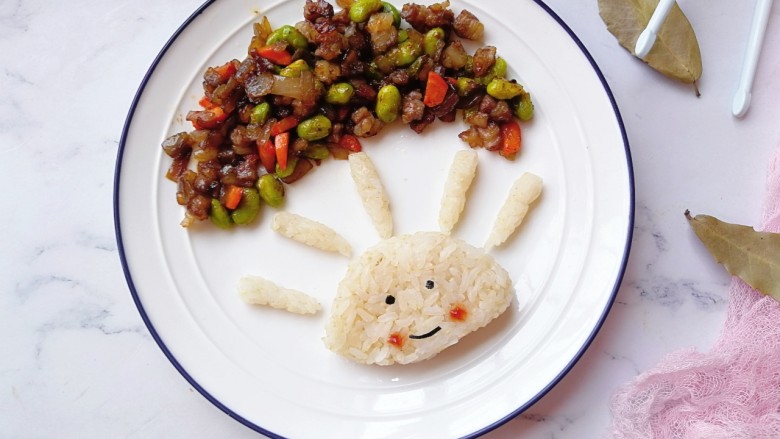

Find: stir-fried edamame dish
<box><xmin>162</xmin><ymin>0</ymin><xmax>534</xmax><ymax>229</ymax></box>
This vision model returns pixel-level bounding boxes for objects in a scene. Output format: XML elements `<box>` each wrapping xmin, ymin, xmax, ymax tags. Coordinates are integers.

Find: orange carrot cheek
<box><xmin>449</xmin><ymin>305</ymin><xmax>468</xmax><ymax>322</ymax></box>
<box><xmin>388</xmin><ymin>332</ymin><xmax>405</xmax><ymax>348</ymax></box>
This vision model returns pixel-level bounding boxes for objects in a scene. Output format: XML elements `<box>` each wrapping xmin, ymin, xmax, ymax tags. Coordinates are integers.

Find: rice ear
<box><xmin>348</xmin><ymin>152</ymin><xmax>394</xmax><ymax>239</ymax></box>
<box><xmin>271</xmin><ymin>211</ymin><xmax>352</xmax><ymax>257</ymax></box>
<box><xmin>439</xmin><ymin>150</ymin><xmax>478</xmax><ymax>235</ymax></box>
<box><xmin>484</xmin><ymin>172</ymin><xmax>542</xmax><ymax>251</ymax></box>
<box><xmin>238</xmin><ymin>275</ymin><xmax>321</xmax><ymax>314</ymax></box>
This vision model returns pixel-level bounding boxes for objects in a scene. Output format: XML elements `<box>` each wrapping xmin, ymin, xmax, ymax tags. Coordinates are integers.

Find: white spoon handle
<box><xmin>635</xmin><ymin>0</ymin><xmax>677</xmax><ymax>58</ymax></box>
<box><xmin>732</xmin><ymin>0</ymin><xmax>774</xmax><ymax>118</ymax></box>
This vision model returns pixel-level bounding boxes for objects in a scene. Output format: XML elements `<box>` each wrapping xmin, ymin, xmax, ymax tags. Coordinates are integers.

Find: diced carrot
<box><xmin>254</xmin><ymin>45</ymin><xmax>293</xmax><ymax>66</ymax></box>
<box><xmin>270</xmin><ymin>116</ymin><xmax>299</xmax><ymax>136</ymax></box>
<box><xmin>224</xmin><ymin>185</ymin><xmax>243</xmax><ymax>210</ymax></box>
<box><xmin>258</xmin><ymin>139</ymin><xmax>276</xmax><ymax>173</ymax></box>
<box><xmin>499</xmin><ymin>120</ymin><xmax>522</xmax><ymax>159</ymax></box>
<box><xmin>199</xmin><ymin>95</ymin><xmax>217</xmax><ymax>109</ymax></box>
<box><xmin>213</xmin><ymin>61</ymin><xmax>237</xmax><ymax>81</ymax></box>
<box><xmin>339</xmin><ymin>134</ymin><xmax>362</xmax><ymax>152</ymax></box>
<box><xmin>275</xmin><ymin>132</ymin><xmax>290</xmax><ymax>170</ymax></box>
<box><xmin>423</xmin><ymin>71</ymin><xmax>448</xmax><ymax>107</ymax></box>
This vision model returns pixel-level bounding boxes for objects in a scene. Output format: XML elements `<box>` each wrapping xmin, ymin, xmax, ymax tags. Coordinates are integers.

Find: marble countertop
<box><xmin>2</xmin><ymin>0</ymin><xmax>779</xmax><ymax>437</ymax></box>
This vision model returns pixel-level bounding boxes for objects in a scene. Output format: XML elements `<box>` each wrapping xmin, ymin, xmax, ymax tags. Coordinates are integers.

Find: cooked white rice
<box><xmin>238</xmin><ymin>275</ymin><xmax>321</xmax><ymax>315</ymax></box>
<box><xmin>271</xmin><ymin>211</ymin><xmax>352</xmax><ymax>257</ymax></box>
<box><xmin>439</xmin><ymin>149</ymin><xmax>478</xmax><ymax>234</ymax></box>
<box><xmin>348</xmin><ymin>152</ymin><xmax>393</xmax><ymax>239</ymax></box>
<box><xmin>323</xmin><ymin>231</ymin><xmax>513</xmax><ymax>365</ymax></box>
<box><xmin>484</xmin><ymin>172</ymin><xmax>542</xmax><ymax>251</ymax></box>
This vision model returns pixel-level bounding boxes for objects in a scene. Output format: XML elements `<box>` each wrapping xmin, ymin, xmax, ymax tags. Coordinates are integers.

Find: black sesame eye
<box><xmin>385</xmin><ymin>295</ymin><xmax>396</xmax><ymax>305</ymax></box>
<box><xmin>425</xmin><ymin>280</ymin><xmax>434</xmax><ymax>289</ymax></box>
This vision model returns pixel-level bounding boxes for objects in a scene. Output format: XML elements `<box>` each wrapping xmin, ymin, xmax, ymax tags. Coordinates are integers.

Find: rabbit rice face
<box><xmin>324</xmin><ymin>231</ymin><xmax>514</xmax><ymax>365</ymax></box>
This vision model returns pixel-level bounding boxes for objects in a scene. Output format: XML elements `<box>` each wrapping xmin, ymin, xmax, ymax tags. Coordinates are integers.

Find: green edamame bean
<box><xmin>493</xmin><ymin>57</ymin><xmax>508</xmax><ymax>78</ymax></box>
<box><xmin>209</xmin><ymin>198</ymin><xmax>233</xmax><ymax>229</ymax></box>
<box><xmin>250</xmin><ymin>102</ymin><xmax>270</xmax><ymax>125</ymax></box>
<box><xmin>455</xmin><ymin>77</ymin><xmax>478</xmax><ymax>96</ymax></box>
<box><xmin>397</xmin><ymin>28</ymin><xmax>409</xmax><ymax>43</ymax></box>
<box><xmin>375</xmin><ymin>84</ymin><xmax>401</xmax><ymax>123</ymax></box>
<box><xmin>406</xmin><ymin>55</ymin><xmax>425</xmax><ymax>77</ymax></box>
<box><xmin>515</xmin><ymin>92</ymin><xmax>534</xmax><ymax>121</ymax></box>
<box><xmin>257</xmin><ymin>174</ymin><xmax>285</xmax><ymax>208</ymax></box>
<box><xmin>296</xmin><ymin>114</ymin><xmax>332</xmax><ymax>141</ymax></box>
<box><xmin>279</xmin><ymin>59</ymin><xmax>309</xmax><ymax>78</ymax></box>
<box><xmin>230</xmin><ymin>188</ymin><xmax>261</xmax><ymax>225</ymax></box>
<box><xmin>381</xmin><ymin>1</ymin><xmax>401</xmax><ymax>27</ymax></box>
<box><xmin>266</xmin><ymin>25</ymin><xmax>308</xmax><ymax>51</ymax></box>
<box><xmin>424</xmin><ymin>27</ymin><xmax>445</xmax><ymax>57</ymax></box>
<box><xmin>325</xmin><ymin>82</ymin><xmax>355</xmax><ymax>105</ymax></box>
<box><xmin>373</xmin><ymin>53</ymin><xmax>396</xmax><ymax>73</ymax></box>
<box><xmin>266</xmin><ymin>28</ymin><xmax>285</xmax><ymax>46</ymax></box>
<box><xmin>477</xmin><ymin>57</ymin><xmax>508</xmax><ymax>85</ymax></box>
<box><xmin>303</xmin><ymin>143</ymin><xmax>331</xmax><ymax>160</ymax></box>
<box><xmin>395</xmin><ymin>40</ymin><xmax>422</xmax><ymax>67</ymax></box>
<box><xmin>275</xmin><ymin>157</ymin><xmax>298</xmax><ymax>179</ymax></box>
<box><xmin>486</xmin><ymin>78</ymin><xmax>524</xmax><ymax>100</ymax></box>
<box><xmin>349</xmin><ymin>0</ymin><xmax>382</xmax><ymax>23</ymax></box>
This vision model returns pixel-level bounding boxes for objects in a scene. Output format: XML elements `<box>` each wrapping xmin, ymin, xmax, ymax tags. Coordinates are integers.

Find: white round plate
<box><xmin>115</xmin><ymin>1</ymin><xmax>633</xmax><ymax>437</ymax></box>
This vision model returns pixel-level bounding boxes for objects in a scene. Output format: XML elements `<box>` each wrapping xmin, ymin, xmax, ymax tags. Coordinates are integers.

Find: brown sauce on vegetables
<box><xmin>162</xmin><ymin>0</ymin><xmax>533</xmax><ymax>229</ymax></box>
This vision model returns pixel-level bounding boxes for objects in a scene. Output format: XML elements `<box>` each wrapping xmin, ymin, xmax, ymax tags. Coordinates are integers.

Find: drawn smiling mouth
<box><xmin>409</xmin><ymin>326</ymin><xmax>442</xmax><ymax>340</ymax></box>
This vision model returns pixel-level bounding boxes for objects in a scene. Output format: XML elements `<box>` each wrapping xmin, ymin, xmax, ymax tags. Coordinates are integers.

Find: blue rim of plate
<box><xmin>113</xmin><ymin>1</ymin><xmax>634</xmax><ymax>437</ymax></box>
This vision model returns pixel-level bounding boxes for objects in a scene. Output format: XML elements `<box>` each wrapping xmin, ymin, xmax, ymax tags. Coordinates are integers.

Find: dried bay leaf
<box><xmin>686</xmin><ymin>210</ymin><xmax>780</xmax><ymax>302</ymax></box>
<box><xmin>598</xmin><ymin>0</ymin><xmax>702</xmax><ymax>95</ymax></box>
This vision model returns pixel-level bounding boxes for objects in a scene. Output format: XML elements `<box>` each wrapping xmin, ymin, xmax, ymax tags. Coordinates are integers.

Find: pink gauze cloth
<box><xmin>609</xmin><ymin>145</ymin><xmax>780</xmax><ymax>439</ymax></box>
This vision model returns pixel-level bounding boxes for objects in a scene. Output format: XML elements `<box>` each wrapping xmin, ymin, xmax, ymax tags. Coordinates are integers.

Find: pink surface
<box><xmin>609</xmin><ymin>146</ymin><xmax>780</xmax><ymax>438</ymax></box>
